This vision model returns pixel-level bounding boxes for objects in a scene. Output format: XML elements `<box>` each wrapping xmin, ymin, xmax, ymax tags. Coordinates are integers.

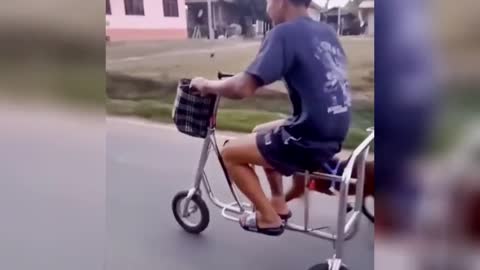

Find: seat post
<box><xmin>303</xmin><ymin>170</ymin><xmax>310</xmax><ymax>231</ymax></box>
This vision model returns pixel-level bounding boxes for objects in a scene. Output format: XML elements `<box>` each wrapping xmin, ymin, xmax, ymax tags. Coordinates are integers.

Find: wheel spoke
<box><xmin>172</xmin><ymin>191</ymin><xmax>210</xmax><ymax>234</ymax></box>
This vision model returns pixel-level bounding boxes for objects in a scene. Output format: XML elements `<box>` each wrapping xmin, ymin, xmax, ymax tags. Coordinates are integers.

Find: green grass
<box><xmin>0</xmin><ymin>60</ymin><xmax>104</xmax><ymax>108</ymax></box>
<box><xmin>107</xmin><ymin>38</ymin><xmax>374</xmax><ymax>94</ymax></box>
<box><xmin>107</xmin><ymin>99</ymin><xmax>282</xmax><ymax>133</ymax></box>
<box><xmin>107</xmin><ymin>98</ymin><xmax>373</xmax><ymax>149</ymax></box>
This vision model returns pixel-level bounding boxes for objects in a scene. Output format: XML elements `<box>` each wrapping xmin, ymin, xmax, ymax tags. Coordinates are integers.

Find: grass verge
<box><xmin>107</xmin><ymin>99</ymin><xmax>373</xmax><ymax>149</ymax></box>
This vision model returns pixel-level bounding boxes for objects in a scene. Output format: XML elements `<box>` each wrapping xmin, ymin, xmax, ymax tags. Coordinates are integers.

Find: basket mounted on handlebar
<box><xmin>172</xmin><ymin>78</ymin><xmax>217</xmax><ymax>138</ymax></box>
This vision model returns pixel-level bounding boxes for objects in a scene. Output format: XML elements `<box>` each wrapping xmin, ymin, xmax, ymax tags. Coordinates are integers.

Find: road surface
<box><xmin>0</xmin><ymin>104</ymin><xmax>105</xmax><ymax>270</ymax></box>
<box><xmin>0</xmin><ymin>105</ymin><xmax>373</xmax><ymax>270</ymax></box>
<box><xmin>106</xmin><ymin>117</ymin><xmax>374</xmax><ymax>270</ymax></box>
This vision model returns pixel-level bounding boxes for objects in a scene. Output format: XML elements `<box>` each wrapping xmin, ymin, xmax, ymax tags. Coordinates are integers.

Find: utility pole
<box><xmin>207</xmin><ymin>0</ymin><xmax>214</xmax><ymax>39</ymax></box>
<box><xmin>337</xmin><ymin>6</ymin><xmax>341</xmax><ymax>35</ymax></box>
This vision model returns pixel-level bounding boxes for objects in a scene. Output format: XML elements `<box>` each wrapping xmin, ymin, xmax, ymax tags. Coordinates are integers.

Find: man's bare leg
<box><xmin>252</xmin><ymin>119</ymin><xmax>290</xmax><ymax>214</ymax></box>
<box><xmin>263</xmin><ymin>168</ymin><xmax>290</xmax><ymax>215</ymax></box>
<box><xmin>221</xmin><ymin>134</ymin><xmax>282</xmax><ymax>228</ymax></box>
<box><xmin>286</xmin><ymin>175</ymin><xmax>307</xmax><ymax>202</ymax></box>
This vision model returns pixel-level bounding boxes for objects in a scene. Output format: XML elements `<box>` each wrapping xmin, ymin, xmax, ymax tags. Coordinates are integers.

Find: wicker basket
<box><xmin>172</xmin><ymin>79</ymin><xmax>217</xmax><ymax>138</ymax></box>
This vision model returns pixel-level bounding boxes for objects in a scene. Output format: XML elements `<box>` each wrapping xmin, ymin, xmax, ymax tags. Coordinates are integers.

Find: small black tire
<box><xmin>346</xmin><ymin>203</ymin><xmax>354</xmax><ymax>213</ymax></box>
<box><xmin>362</xmin><ymin>197</ymin><xmax>375</xmax><ymax>223</ymax></box>
<box><xmin>172</xmin><ymin>191</ymin><xmax>210</xmax><ymax>234</ymax></box>
<box><xmin>308</xmin><ymin>262</ymin><xmax>349</xmax><ymax>270</ymax></box>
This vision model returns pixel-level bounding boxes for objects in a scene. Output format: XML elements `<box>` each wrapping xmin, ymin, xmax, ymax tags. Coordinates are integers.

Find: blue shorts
<box><xmin>256</xmin><ymin>127</ymin><xmax>341</xmax><ymax>176</ymax></box>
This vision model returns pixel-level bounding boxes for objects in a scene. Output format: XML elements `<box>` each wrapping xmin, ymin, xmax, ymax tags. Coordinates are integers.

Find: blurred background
<box><xmin>0</xmin><ymin>0</ymin><xmax>104</xmax><ymax>106</ymax></box>
<box><xmin>0</xmin><ymin>1</ymin><xmax>105</xmax><ymax>270</ymax></box>
<box><xmin>106</xmin><ymin>2</ymin><xmax>375</xmax><ymax>270</ymax></box>
<box><xmin>106</xmin><ymin>0</ymin><xmax>374</xmax><ymax>149</ymax></box>
<box><xmin>0</xmin><ymin>0</ymin><xmax>478</xmax><ymax>269</ymax></box>
<box><xmin>375</xmin><ymin>0</ymin><xmax>480</xmax><ymax>270</ymax></box>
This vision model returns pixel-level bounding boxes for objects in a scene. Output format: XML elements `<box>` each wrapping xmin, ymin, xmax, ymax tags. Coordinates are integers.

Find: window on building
<box><xmin>163</xmin><ymin>0</ymin><xmax>179</xmax><ymax>17</ymax></box>
<box><xmin>124</xmin><ymin>0</ymin><xmax>145</xmax><ymax>15</ymax></box>
<box><xmin>106</xmin><ymin>0</ymin><xmax>111</xmax><ymax>15</ymax></box>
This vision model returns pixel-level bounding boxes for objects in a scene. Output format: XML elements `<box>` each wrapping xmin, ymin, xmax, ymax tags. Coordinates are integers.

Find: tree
<box><xmin>351</xmin><ymin>0</ymin><xmax>364</xmax><ymax>8</ymax></box>
<box><xmin>324</xmin><ymin>0</ymin><xmax>331</xmax><ymax>9</ymax></box>
<box><xmin>233</xmin><ymin>0</ymin><xmax>268</xmax><ymax>36</ymax></box>
<box><xmin>354</xmin><ymin>0</ymin><xmax>363</xmax><ymax>5</ymax></box>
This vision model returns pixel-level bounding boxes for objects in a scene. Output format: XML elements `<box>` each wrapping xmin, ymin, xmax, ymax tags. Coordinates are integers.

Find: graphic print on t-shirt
<box><xmin>313</xmin><ymin>37</ymin><xmax>352</xmax><ymax>115</ymax></box>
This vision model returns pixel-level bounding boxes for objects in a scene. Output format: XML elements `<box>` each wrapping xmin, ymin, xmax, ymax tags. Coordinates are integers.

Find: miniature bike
<box><xmin>171</xmin><ymin>72</ymin><xmax>374</xmax><ymax>270</ymax></box>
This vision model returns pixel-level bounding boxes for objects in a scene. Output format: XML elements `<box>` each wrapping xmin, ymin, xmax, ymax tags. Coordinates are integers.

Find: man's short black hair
<box><xmin>288</xmin><ymin>0</ymin><xmax>312</xmax><ymax>7</ymax></box>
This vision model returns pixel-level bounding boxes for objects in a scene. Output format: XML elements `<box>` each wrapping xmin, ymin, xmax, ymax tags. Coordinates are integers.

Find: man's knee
<box><xmin>252</xmin><ymin>119</ymin><xmax>285</xmax><ymax>134</ymax></box>
<box><xmin>220</xmin><ymin>134</ymin><xmax>261</xmax><ymax>167</ymax></box>
<box><xmin>220</xmin><ymin>145</ymin><xmax>234</xmax><ymax>164</ymax></box>
<box><xmin>252</xmin><ymin>124</ymin><xmax>267</xmax><ymax>134</ymax></box>
<box><xmin>221</xmin><ymin>144</ymin><xmax>244</xmax><ymax>166</ymax></box>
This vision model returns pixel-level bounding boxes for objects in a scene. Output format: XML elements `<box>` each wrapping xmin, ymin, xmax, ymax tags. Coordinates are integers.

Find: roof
<box><xmin>343</xmin><ymin>0</ymin><xmax>359</xmax><ymax>13</ymax></box>
<box><xmin>309</xmin><ymin>1</ymin><xmax>323</xmax><ymax>11</ymax></box>
<box><xmin>323</xmin><ymin>0</ymin><xmax>359</xmax><ymax>15</ymax></box>
<box><xmin>323</xmin><ymin>7</ymin><xmax>356</xmax><ymax>17</ymax></box>
<box><xmin>185</xmin><ymin>0</ymin><xmax>235</xmax><ymax>3</ymax></box>
<box><xmin>359</xmin><ymin>0</ymin><xmax>374</xmax><ymax>9</ymax></box>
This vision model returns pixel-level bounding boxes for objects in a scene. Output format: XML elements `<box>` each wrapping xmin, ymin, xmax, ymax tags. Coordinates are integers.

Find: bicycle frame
<box><xmin>180</xmin><ymin>73</ymin><xmax>375</xmax><ymax>270</ymax></box>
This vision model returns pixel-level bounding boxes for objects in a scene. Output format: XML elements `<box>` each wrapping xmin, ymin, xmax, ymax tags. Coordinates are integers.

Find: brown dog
<box><xmin>284</xmin><ymin>158</ymin><xmax>375</xmax><ymax>221</ymax></box>
<box><xmin>285</xmin><ymin>159</ymin><xmax>374</xmax><ymax>201</ymax></box>
<box><xmin>249</xmin><ymin>121</ymin><xmax>375</xmax><ymax>219</ymax></box>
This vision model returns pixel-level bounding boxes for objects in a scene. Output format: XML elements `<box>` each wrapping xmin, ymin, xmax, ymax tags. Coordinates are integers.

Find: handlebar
<box><xmin>217</xmin><ymin>72</ymin><xmax>234</xmax><ymax>80</ymax></box>
<box><xmin>187</xmin><ymin>72</ymin><xmax>233</xmax><ymax>96</ymax></box>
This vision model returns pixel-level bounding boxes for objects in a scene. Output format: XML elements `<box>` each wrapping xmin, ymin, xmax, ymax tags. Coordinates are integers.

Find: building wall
<box><xmin>106</xmin><ymin>0</ymin><xmax>187</xmax><ymax>41</ymax></box>
<box><xmin>308</xmin><ymin>7</ymin><xmax>321</xmax><ymax>22</ymax></box>
<box><xmin>365</xmin><ymin>9</ymin><xmax>374</xmax><ymax>35</ymax></box>
<box><xmin>359</xmin><ymin>8</ymin><xmax>374</xmax><ymax>36</ymax></box>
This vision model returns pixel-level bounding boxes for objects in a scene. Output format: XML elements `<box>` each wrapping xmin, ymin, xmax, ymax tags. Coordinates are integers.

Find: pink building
<box><xmin>106</xmin><ymin>0</ymin><xmax>187</xmax><ymax>41</ymax></box>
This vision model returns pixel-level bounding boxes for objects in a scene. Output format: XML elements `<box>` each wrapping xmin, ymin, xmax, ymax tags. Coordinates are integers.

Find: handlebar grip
<box><xmin>217</xmin><ymin>72</ymin><xmax>234</xmax><ymax>79</ymax></box>
<box><xmin>179</xmin><ymin>79</ymin><xmax>198</xmax><ymax>94</ymax></box>
<box><xmin>189</xmin><ymin>85</ymin><xmax>200</xmax><ymax>94</ymax></box>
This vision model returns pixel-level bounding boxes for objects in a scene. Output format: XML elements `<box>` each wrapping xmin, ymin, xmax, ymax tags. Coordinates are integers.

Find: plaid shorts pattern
<box><xmin>172</xmin><ymin>79</ymin><xmax>217</xmax><ymax>138</ymax></box>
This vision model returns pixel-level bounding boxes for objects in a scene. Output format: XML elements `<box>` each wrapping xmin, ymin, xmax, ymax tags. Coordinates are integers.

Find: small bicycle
<box><xmin>171</xmin><ymin>72</ymin><xmax>374</xmax><ymax>270</ymax></box>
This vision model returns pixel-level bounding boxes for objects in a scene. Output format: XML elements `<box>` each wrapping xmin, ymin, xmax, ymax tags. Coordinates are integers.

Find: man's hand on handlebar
<box><xmin>189</xmin><ymin>77</ymin><xmax>211</xmax><ymax>96</ymax></box>
<box><xmin>190</xmin><ymin>72</ymin><xmax>234</xmax><ymax>96</ymax></box>
<box><xmin>190</xmin><ymin>73</ymin><xmax>258</xmax><ymax>100</ymax></box>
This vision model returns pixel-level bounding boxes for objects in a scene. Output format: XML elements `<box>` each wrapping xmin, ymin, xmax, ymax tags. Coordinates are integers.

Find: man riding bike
<box><xmin>190</xmin><ymin>0</ymin><xmax>351</xmax><ymax>236</ymax></box>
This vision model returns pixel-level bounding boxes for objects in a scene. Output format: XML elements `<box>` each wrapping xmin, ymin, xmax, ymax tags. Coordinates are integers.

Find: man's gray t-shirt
<box><xmin>246</xmin><ymin>17</ymin><xmax>351</xmax><ymax>149</ymax></box>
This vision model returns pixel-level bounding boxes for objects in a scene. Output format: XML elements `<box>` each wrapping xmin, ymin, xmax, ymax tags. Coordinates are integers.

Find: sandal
<box><xmin>239</xmin><ymin>212</ymin><xmax>285</xmax><ymax>236</ymax></box>
<box><xmin>278</xmin><ymin>211</ymin><xmax>292</xmax><ymax>222</ymax></box>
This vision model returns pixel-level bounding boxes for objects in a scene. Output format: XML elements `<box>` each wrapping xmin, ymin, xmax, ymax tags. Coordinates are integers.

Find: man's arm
<box><xmin>202</xmin><ymin>73</ymin><xmax>259</xmax><ymax>100</ymax></box>
<box><xmin>193</xmin><ymin>26</ymin><xmax>291</xmax><ymax>99</ymax></box>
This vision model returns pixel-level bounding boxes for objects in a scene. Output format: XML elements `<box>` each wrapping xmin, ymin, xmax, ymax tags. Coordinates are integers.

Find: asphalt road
<box><xmin>0</xmin><ymin>105</ymin><xmax>105</xmax><ymax>270</ymax></box>
<box><xmin>0</xmin><ymin>106</ymin><xmax>373</xmax><ymax>270</ymax></box>
<box><xmin>106</xmin><ymin>117</ymin><xmax>374</xmax><ymax>270</ymax></box>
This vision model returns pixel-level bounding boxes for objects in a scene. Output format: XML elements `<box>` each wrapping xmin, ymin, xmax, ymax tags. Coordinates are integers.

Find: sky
<box><xmin>313</xmin><ymin>0</ymin><xmax>350</xmax><ymax>8</ymax></box>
